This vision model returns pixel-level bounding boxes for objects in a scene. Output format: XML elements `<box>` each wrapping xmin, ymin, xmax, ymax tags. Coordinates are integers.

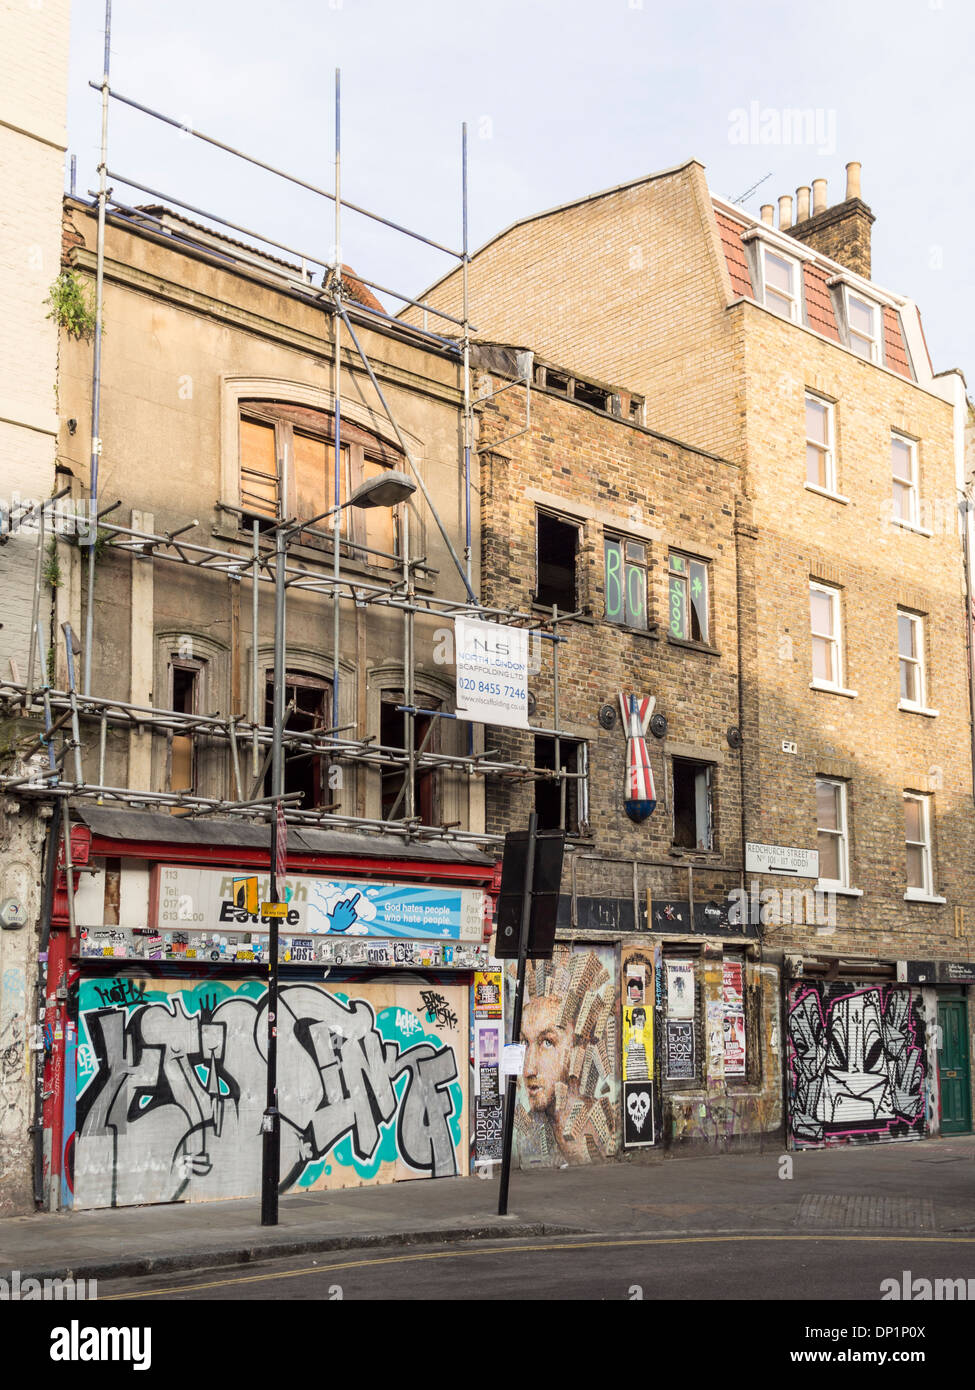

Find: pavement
<box><xmin>2</xmin><ymin>1134</ymin><xmax>974</xmax><ymax>1284</ymax></box>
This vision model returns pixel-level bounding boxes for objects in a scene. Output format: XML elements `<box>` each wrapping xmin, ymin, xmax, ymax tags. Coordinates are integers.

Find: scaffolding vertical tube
<box><xmin>404</xmin><ymin>507</ymin><xmax>415</xmax><ymax>823</ymax></box>
<box><xmin>26</xmin><ymin>503</ymin><xmax>45</xmax><ymax>696</ymax></box>
<box><xmin>97</xmin><ymin>712</ymin><xmax>106</xmax><ymax>805</ymax></box>
<box><xmin>332</xmin><ymin>68</ymin><xmax>342</xmax><ymax>724</ymax></box>
<box><xmin>251</xmin><ymin>520</ymin><xmax>260</xmax><ymax>781</ymax></box>
<box><xmin>552</xmin><ymin>605</ymin><xmax>563</xmax><ymax>829</ymax></box>
<box><xmin>462</xmin><ymin>122</ymin><xmax>472</xmax><ymax>586</ymax></box>
<box><xmin>83</xmin><ymin>0</ymin><xmax>112</xmax><ymax>696</ymax></box>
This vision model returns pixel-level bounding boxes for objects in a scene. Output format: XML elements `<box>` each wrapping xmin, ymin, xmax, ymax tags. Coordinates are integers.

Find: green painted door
<box><xmin>938</xmin><ymin>998</ymin><xmax>972</xmax><ymax>1135</ymax></box>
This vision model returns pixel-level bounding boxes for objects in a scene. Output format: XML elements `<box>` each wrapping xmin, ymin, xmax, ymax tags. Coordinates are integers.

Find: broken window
<box><xmin>534</xmin><ymin>735</ymin><xmax>588</xmax><ymax>835</ymax></box>
<box><xmin>380</xmin><ymin>691</ymin><xmax>441</xmax><ymax>825</ymax></box>
<box><xmin>264</xmin><ymin>671</ymin><xmax>333</xmax><ymax>810</ymax></box>
<box><xmin>168</xmin><ymin>658</ymin><xmax>203</xmax><ymax>795</ymax></box>
<box><xmin>668</xmin><ymin>552</ymin><xmax>709</xmax><ymax>643</ymax></box>
<box><xmin>536</xmin><ymin>511</ymin><xmax>579</xmax><ymax>610</ymax></box>
<box><xmin>672</xmin><ymin>758</ymin><xmax>714</xmax><ymax>851</ymax></box>
<box><xmin>238</xmin><ymin>404</ymin><xmax>402</xmax><ymax>565</ymax></box>
<box><xmin>573</xmin><ymin>379</ymin><xmax>612</xmax><ymax>411</ymax></box>
<box><xmin>604</xmin><ymin>535</ymin><xmax>648</xmax><ymax>629</ymax></box>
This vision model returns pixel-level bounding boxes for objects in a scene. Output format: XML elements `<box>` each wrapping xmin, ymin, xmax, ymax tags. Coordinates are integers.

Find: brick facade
<box><xmin>450</xmin><ymin>160</ymin><xmax>975</xmax><ymax>1149</ymax></box>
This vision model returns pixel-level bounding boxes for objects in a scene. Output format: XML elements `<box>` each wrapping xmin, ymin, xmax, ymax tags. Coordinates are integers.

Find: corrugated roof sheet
<box><xmin>77</xmin><ymin>807</ymin><xmax>495</xmax><ymax>867</ymax></box>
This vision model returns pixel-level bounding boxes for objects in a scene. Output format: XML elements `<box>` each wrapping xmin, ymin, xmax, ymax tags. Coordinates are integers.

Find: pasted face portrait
<box><xmin>510</xmin><ymin>945</ymin><xmax>619</xmax><ymax>1167</ymax></box>
<box><xmin>522</xmin><ymin>994</ymin><xmax>572</xmax><ymax>1113</ymax></box>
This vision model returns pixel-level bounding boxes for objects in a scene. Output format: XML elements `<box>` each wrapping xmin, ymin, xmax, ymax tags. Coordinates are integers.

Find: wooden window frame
<box><xmin>668</xmin><ymin>551</ymin><xmax>710</xmax><ymax>644</ymax></box>
<box><xmin>891</xmin><ymin>432</ymin><xmax>919</xmax><ymax>529</ymax></box>
<box><xmin>760</xmin><ymin>245</ymin><xmax>801</xmax><ymax>323</ymax></box>
<box><xmin>904</xmin><ymin>792</ymin><xmax>933</xmax><ymax>896</ymax></box>
<box><xmin>897</xmin><ymin>609</ymin><xmax>926</xmax><ymax>709</ymax></box>
<box><xmin>815</xmin><ymin>777</ymin><xmax>850</xmax><ymax>889</ymax></box>
<box><xmin>238</xmin><ymin>403</ymin><xmax>403</xmax><ymax>564</ymax></box>
<box><xmin>805</xmin><ymin>392</ymin><xmax>836</xmax><ymax>493</ymax></box>
<box><xmin>604</xmin><ymin>533</ymin><xmax>650</xmax><ymax>631</ymax></box>
<box><xmin>809</xmin><ymin>581</ymin><xmax>844</xmax><ymax>689</ymax></box>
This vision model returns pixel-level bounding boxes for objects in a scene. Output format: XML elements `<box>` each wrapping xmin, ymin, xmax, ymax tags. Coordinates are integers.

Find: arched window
<box><xmin>264</xmin><ymin>670</ymin><xmax>334</xmax><ymax>811</ymax></box>
<box><xmin>238</xmin><ymin>402</ymin><xmax>403</xmax><ymax>565</ymax></box>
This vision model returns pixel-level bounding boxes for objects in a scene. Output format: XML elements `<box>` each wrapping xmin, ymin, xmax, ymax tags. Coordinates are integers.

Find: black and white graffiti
<box><xmin>788</xmin><ymin>984</ymin><xmax>926</xmax><ymax>1146</ymax></box>
<box><xmin>75</xmin><ymin>981</ymin><xmax>462</xmax><ymax>1208</ymax></box>
<box><xmin>622</xmin><ymin>1081</ymin><xmax>654</xmax><ymax>1147</ymax></box>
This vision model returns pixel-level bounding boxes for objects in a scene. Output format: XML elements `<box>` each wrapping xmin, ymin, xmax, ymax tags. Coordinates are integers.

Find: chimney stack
<box><xmin>778</xmin><ymin>194</ymin><xmax>793</xmax><ymax>230</ymax></box>
<box><xmin>788</xmin><ymin>164</ymin><xmax>874</xmax><ymax>278</ymax></box>
<box><xmin>760</xmin><ymin>204</ymin><xmax>774</xmax><ymax>226</ymax></box>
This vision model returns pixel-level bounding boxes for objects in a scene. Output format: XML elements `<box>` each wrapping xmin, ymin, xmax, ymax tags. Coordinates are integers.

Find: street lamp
<box><xmin>260</xmin><ymin>467</ymin><xmax>416</xmax><ymax>1226</ymax></box>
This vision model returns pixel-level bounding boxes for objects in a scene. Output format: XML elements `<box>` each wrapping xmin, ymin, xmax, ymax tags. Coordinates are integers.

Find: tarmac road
<box><xmin>95</xmin><ymin>1230</ymin><xmax>975</xmax><ymax>1302</ymax></box>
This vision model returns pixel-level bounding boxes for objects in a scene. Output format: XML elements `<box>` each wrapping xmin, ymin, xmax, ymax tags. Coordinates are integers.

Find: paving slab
<box><xmin>1</xmin><ymin>1134</ymin><xmax>973</xmax><ymax>1283</ymax></box>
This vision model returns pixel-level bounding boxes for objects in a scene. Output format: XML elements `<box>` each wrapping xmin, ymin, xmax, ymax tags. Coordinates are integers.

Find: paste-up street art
<box><xmin>623</xmin><ymin>1081</ymin><xmax>654</xmax><ymax>1147</ymax></box>
<box><xmin>72</xmin><ymin>977</ymin><xmax>466</xmax><ymax>1208</ymax></box>
<box><xmin>666</xmin><ymin>960</ymin><xmax>695</xmax><ymax>1019</ymax></box>
<box><xmin>787</xmin><ymin>983</ymin><xmax>925</xmax><ymax>1147</ymax></box>
<box><xmin>622</xmin><ymin>1005</ymin><xmax>651</xmax><ymax>1081</ymax></box>
<box><xmin>508</xmin><ymin>944</ymin><xmax>619</xmax><ymax>1166</ymax></box>
<box><xmin>666</xmin><ymin>1020</ymin><xmax>695</xmax><ymax>1080</ymax></box>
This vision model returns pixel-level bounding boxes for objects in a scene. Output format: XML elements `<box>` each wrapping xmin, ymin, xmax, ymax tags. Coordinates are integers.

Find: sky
<box><xmin>67</xmin><ymin>0</ymin><xmax>974</xmax><ymax>384</ymax></box>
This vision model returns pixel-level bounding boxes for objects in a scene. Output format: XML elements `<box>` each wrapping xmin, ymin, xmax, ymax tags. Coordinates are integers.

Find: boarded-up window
<box><xmin>238</xmin><ymin>404</ymin><xmax>401</xmax><ymax>564</ymax></box>
<box><xmin>239</xmin><ymin>418</ymin><xmax>278</xmax><ymax>518</ymax></box>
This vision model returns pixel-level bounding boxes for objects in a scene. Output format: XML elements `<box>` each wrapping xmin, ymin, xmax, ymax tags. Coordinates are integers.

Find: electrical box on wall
<box><xmin>0</xmin><ymin>898</ymin><xmax>27</xmax><ymax>929</ymax></box>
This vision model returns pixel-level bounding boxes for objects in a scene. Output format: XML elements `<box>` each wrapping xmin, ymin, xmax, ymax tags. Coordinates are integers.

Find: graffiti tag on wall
<box><xmin>74</xmin><ymin>977</ymin><xmax>464</xmax><ymax>1208</ymax></box>
<box><xmin>787</xmin><ymin>983</ymin><xmax>925</xmax><ymax>1147</ymax></box>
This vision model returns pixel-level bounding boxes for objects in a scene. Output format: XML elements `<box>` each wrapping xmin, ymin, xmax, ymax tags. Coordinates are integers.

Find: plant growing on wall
<box><xmin>44</xmin><ymin>271</ymin><xmax>99</xmax><ymax>342</ymax></box>
<box><xmin>43</xmin><ymin>538</ymin><xmax>62</xmax><ymax>589</ymax></box>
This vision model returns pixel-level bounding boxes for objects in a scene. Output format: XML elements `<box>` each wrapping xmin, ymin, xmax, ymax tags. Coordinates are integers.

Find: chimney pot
<box><xmin>812</xmin><ymin>178</ymin><xmax>827</xmax><ymax>215</ymax></box>
<box><xmin>845</xmin><ymin>161</ymin><xmax>862</xmax><ymax>201</ymax></box>
<box><xmin>778</xmin><ymin>194</ymin><xmax>793</xmax><ymax>231</ymax></box>
<box><xmin>796</xmin><ymin>185</ymin><xmax>811</xmax><ymax>222</ymax></box>
<box><xmin>760</xmin><ymin>203</ymin><xmax>774</xmax><ymax>226</ymax></box>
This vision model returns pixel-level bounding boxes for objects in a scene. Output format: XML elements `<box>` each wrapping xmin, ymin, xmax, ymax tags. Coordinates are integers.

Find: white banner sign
<box><xmin>745</xmin><ymin>842</ymin><xmax>819</xmax><ymax>878</ymax></box>
<box><xmin>454</xmin><ymin>617</ymin><xmax>529</xmax><ymax>729</ymax></box>
<box><xmin>155</xmin><ymin>866</ymin><xmax>485</xmax><ymax>941</ymax></box>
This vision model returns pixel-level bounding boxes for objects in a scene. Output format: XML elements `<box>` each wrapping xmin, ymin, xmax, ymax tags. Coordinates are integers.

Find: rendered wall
<box><xmin>71</xmin><ymin>973</ymin><xmax>468</xmax><ymax>1208</ymax></box>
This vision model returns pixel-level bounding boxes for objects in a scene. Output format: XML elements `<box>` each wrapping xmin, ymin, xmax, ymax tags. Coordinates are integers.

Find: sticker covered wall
<box><xmin>72</xmin><ymin>974</ymin><xmax>468</xmax><ymax>1208</ymax></box>
<box><xmin>787</xmin><ymin>981</ymin><xmax>926</xmax><ymax>1148</ymax></box>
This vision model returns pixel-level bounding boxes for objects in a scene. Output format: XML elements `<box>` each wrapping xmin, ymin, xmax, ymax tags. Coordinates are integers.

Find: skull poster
<box><xmin>623</xmin><ymin>1081</ymin><xmax>654</xmax><ymax>1147</ymax></box>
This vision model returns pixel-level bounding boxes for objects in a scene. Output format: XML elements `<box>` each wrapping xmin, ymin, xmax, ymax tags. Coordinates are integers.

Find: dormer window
<box><xmin>844</xmin><ymin>289</ymin><xmax>880</xmax><ymax>362</ymax></box>
<box><xmin>761</xmin><ymin>246</ymin><xmax>801</xmax><ymax>322</ymax></box>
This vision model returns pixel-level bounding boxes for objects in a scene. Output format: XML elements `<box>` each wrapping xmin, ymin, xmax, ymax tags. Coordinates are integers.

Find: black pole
<box><xmin>261</xmin><ymin>521</ymin><xmax>287</xmax><ymax>1226</ymax></box>
<box><xmin>497</xmin><ymin>813</ymin><xmax>537</xmax><ymax>1217</ymax></box>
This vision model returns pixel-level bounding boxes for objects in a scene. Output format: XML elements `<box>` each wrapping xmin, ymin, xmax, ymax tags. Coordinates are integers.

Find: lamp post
<box><xmin>260</xmin><ymin>468</ymin><xmax>416</xmax><ymax>1226</ymax></box>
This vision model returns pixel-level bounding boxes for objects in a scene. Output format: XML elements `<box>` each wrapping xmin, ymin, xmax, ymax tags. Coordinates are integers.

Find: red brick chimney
<box><xmin>788</xmin><ymin>162</ymin><xmax>875</xmax><ymax>278</ymax></box>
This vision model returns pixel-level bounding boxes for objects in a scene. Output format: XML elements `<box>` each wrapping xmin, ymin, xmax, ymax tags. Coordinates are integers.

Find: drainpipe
<box><xmin>961</xmin><ymin>494</ymin><xmax>975</xmax><ymax>807</ymax></box>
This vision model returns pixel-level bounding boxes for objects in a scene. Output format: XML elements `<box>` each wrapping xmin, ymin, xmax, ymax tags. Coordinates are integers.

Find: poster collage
<box><xmin>473</xmin><ymin>954</ymin><xmax>748</xmax><ymax>1166</ymax></box>
<box><xmin>663</xmin><ymin>957</ymin><xmax>746</xmax><ymax>1084</ymax></box>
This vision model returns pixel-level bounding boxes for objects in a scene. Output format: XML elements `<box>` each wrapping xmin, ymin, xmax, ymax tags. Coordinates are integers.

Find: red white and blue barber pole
<box><xmin>619</xmin><ymin>692</ymin><xmax>657</xmax><ymax>822</ymax></box>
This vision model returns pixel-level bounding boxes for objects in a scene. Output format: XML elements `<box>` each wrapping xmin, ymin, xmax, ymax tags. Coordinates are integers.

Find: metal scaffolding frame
<box><xmin>1</xmin><ymin>7</ymin><xmax>586</xmax><ymax>851</ymax></box>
